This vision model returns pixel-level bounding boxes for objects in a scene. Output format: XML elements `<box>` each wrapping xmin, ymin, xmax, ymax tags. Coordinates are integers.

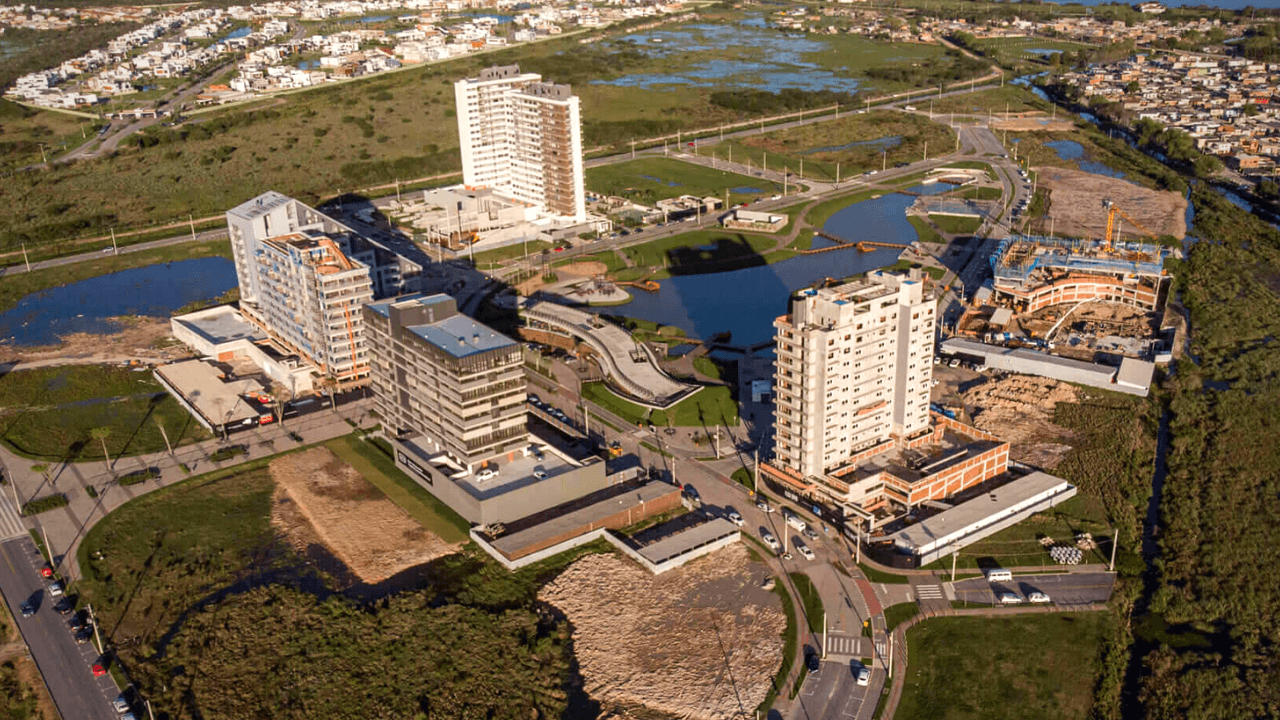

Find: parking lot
<box><xmin>952</xmin><ymin>571</ymin><xmax>1116</xmax><ymax>607</ymax></box>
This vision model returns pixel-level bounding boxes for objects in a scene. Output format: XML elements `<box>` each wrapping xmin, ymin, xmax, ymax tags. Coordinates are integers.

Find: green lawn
<box><xmin>952</xmin><ymin>185</ymin><xmax>1003</xmax><ymax>201</ymax></box>
<box><xmin>883</xmin><ymin>601</ymin><xmax>919</xmax><ymax>632</ymax></box>
<box><xmin>789</xmin><ymin>572</ymin><xmax>825</xmax><ymax>633</ymax></box>
<box><xmin>470</xmin><ymin>240</ymin><xmax>552</xmax><ymax>268</ymax></box>
<box><xmin>586</xmin><ymin>157</ymin><xmax>780</xmax><ymax>206</ymax></box>
<box><xmin>0</xmin><ymin>365</ymin><xmax>212</xmax><ymax>461</ymax></box>
<box><xmin>583</xmin><ymin>382</ymin><xmax>738</xmax><ymax>428</ymax></box>
<box><xmin>722</xmin><ymin>111</ymin><xmax>956</xmax><ymax>182</ymax></box>
<box><xmin>326</xmin><ymin>435</ymin><xmax>470</xmax><ymax>543</ymax></box>
<box><xmin>907</xmin><ymin>216</ymin><xmax>943</xmax><ymax>245</ymax></box>
<box><xmin>927</xmin><ymin>85</ymin><xmax>1051</xmax><ymax>117</ymax></box>
<box><xmin>692</xmin><ymin>356</ymin><xmax>722</xmax><ymax>381</ymax></box>
<box><xmin>896</xmin><ymin>613</ymin><xmax>1108</xmax><ymax>720</ymax></box>
<box><xmin>620</xmin><ymin>230</ymin><xmax>781</xmax><ymax>275</ymax></box>
<box><xmin>929</xmin><ymin>214</ymin><xmax>983</xmax><ymax>235</ymax></box>
<box><xmin>886</xmin><ymin>259</ymin><xmax>946</xmax><ymax>281</ymax></box>
<box><xmin>920</xmin><ymin>494</ymin><xmax>1112</xmax><ymax>571</ymax></box>
<box><xmin>858</xmin><ymin>562</ymin><xmax>910</xmax><ymax>584</ymax></box>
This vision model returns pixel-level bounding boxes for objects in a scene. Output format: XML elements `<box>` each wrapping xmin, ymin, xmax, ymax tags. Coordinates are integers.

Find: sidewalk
<box><xmin>0</xmin><ymin>399</ymin><xmax>377</xmax><ymax>582</ymax></box>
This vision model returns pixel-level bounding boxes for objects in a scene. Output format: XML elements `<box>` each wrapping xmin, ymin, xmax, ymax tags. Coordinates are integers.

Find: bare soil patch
<box><xmin>268</xmin><ymin>447</ymin><xmax>455</xmax><ymax>584</ymax></box>
<box><xmin>559</xmin><ymin>260</ymin><xmax>609</xmax><ymax>278</ymax></box>
<box><xmin>991</xmin><ymin>113</ymin><xmax>1074</xmax><ymax>132</ymax></box>
<box><xmin>0</xmin><ymin>316</ymin><xmax>194</xmax><ymax>365</ymax></box>
<box><xmin>963</xmin><ymin>375</ymin><xmax>1078</xmax><ymax>468</ymax></box>
<box><xmin>539</xmin><ymin>544</ymin><xmax>785</xmax><ymax>720</ymax></box>
<box><xmin>1033</xmin><ymin>166</ymin><xmax>1187</xmax><ymax>240</ymax></box>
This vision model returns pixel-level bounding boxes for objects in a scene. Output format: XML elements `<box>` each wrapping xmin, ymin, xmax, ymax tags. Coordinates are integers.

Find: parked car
<box><xmin>998</xmin><ymin>592</ymin><xmax>1023</xmax><ymax>605</ymax></box>
<box><xmin>727</xmin><ymin>511</ymin><xmax>743</xmax><ymax>527</ymax></box>
<box><xmin>111</xmin><ymin>696</ymin><xmax>131</xmax><ymax>714</ymax></box>
<box><xmin>74</xmin><ymin>629</ymin><xmax>93</xmax><ymax>645</ymax></box>
<box><xmin>797</xmin><ymin>544</ymin><xmax>815</xmax><ymax>561</ymax></box>
<box><xmin>54</xmin><ymin>599</ymin><xmax>73</xmax><ymax>615</ymax></box>
<box><xmin>528</xmin><ymin>394</ymin><xmax>541</xmax><ymax>405</ymax></box>
<box><xmin>761</xmin><ymin>531</ymin><xmax>779</xmax><ymax>550</ymax></box>
<box><xmin>802</xmin><ymin>527</ymin><xmax>819</xmax><ymax>541</ymax></box>
<box><xmin>1028</xmin><ymin>591</ymin><xmax>1051</xmax><ymax>604</ymax></box>
<box><xmin>92</xmin><ymin>662</ymin><xmax>107</xmax><ymax>677</ymax></box>
<box><xmin>19</xmin><ymin>602</ymin><xmax>34</xmax><ymax>618</ymax></box>
<box><xmin>856</xmin><ymin>666</ymin><xmax>871</xmax><ymax>686</ymax></box>
<box><xmin>475</xmin><ymin>469</ymin><xmax>497</xmax><ymax>482</ymax></box>
<box><xmin>48</xmin><ymin>582</ymin><xmax>64</xmax><ymax>597</ymax></box>
<box><xmin>806</xmin><ymin>652</ymin><xmax>821</xmax><ymax>676</ymax></box>
<box><xmin>755</xmin><ymin>500</ymin><xmax>773</xmax><ymax>513</ymax></box>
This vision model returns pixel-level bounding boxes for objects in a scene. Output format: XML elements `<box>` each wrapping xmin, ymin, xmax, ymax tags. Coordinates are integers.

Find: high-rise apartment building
<box><xmin>363</xmin><ymin>293</ymin><xmax>528</xmax><ymax>472</ymax></box>
<box><xmin>772</xmin><ymin>271</ymin><xmax>935</xmax><ymax>480</ymax></box>
<box><xmin>455</xmin><ymin>64</ymin><xmax>586</xmax><ymax>222</ymax></box>
<box><xmin>225</xmin><ymin>192</ymin><xmax>426</xmax><ymax>383</ymax></box>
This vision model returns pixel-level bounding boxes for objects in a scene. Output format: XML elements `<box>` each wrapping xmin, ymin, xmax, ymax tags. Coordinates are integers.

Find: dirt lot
<box><xmin>1033</xmin><ymin>166</ymin><xmax>1187</xmax><ymax>240</ymax></box>
<box><xmin>269</xmin><ymin>447</ymin><xmax>456</xmax><ymax>584</ymax></box>
<box><xmin>0</xmin><ymin>316</ymin><xmax>193</xmax><ymax>366</ymax></box>
<box><xmin>558</xmin><ymin>260</ymin><xmax>609</xmax><ymax>278</ymax></box>
<box><xmin>991</xmin><ymin>113</ymin><xmax>1074</xmax><ymax>132</ymax></box>
<box><xmin>539</xmin><ymin>544</ymin><xmax>785</xmax><ymax>720</ymax></box>
<box><xmin>963</xmin><ymin>375</ymin><xmax>1078</xmax><ymax>468</ymax></box>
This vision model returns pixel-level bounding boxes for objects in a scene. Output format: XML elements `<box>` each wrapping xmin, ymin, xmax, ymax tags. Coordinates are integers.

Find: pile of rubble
<box><xmin>963</xmin><ymin>375</ymin><xmax>1079</xmax><ymax>467</ymax></box>
<box><xmin>539</xmin><ymin>544</ymin><xmax>785</xmax><ymax>720</ymax></box>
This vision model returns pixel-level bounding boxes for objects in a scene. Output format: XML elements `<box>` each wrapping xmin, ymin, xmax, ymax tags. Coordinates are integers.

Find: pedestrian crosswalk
<box><xmin>916</xmin><ymin>584</ymin><xmax>944</xmax><ymax>600</ymax></box>
<box><xmin>0</xmin><ymin>484</ymin><xmax>26</xmax><ymax>540</ymax></box>
<box><xmin>875</xmin><ymin>640</ymin><xmax>886</xmax><ymax>656</ymax></box>
<box><xmin>824</xmin><ymin>634</ymin><xmax>861</xmax><ymax>657</ymax></box>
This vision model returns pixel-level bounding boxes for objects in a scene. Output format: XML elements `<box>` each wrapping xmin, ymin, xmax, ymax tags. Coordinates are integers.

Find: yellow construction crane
<box><xmin>1102</xmin><ymin>199</ymin><xmax>1156</xmax><ymax>250</ymax></box>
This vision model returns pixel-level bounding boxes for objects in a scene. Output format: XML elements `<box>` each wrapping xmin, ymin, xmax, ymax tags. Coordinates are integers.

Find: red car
<box><xmin>91</xmin><ymin>664</ymin><xmax>107</xmax><ymax>677</ymax></box>
<box><xmin>553</xmin><ymin>246</ymin><xmax>565</xmax><ymax>253</ymax></box>
<box><xmin>39</xmin><ymin>566</ymin><xmax>53</xmax><ymax>579</ymax></box>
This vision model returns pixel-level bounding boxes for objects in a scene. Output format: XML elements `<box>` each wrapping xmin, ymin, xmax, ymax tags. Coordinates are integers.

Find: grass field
<box><xmin>897</xmin><ymin>613</ymin><xmax>1107</xmax><ymax>720</ymax></box>
<box><xmin>586</xmin><ymin>157</ymin><xmax>781</xmax><ymax>206</ymax></box>
<box><xmin>883</xmin><ymin>601</ymin><xmax>919</xmax><ymax>632</ymax></box>
<box><xmin>789</xmin><ymin>572</ymin><xmax>825</xmax><ymax>633</ymax></box>
<box><xmin>929</xmin><ymin>214</ymin><xmax>983</xmax><ymax>234</ymax></box>
<box><xmin>928</xmin><ymin>86</ymin><xmax>1051</xmax><ymax>117</ymax></box>
<box><xmin>721</xmin><ymin>112</ymin><xmax>955</xmax><ymax>182</ymax></box>
<box><xmin>0</xmin><ymin>365</ymin><xmax>212</xmax><ymax>461</ymax></box>
<box><xmin>583</xmin><ymin>381</ymin><xmax>738</xmax><ymax>428</ymax></box>
<box><xmin>619</xmin><ymin>229</ymin><xmax>781</xmax><ymax>277</ymax></box>
<box><xmin>326</xmin><ymin>435</ymin><xmax>470</xmax><ymax>543</ymax></box>
<box><xmin>907</xmin><ymin>216</ymin><xmax>943</xmax><ymax>245</ymax></box>
<box><xmin>972</xmin><ymin>36</ymin><xmax>1091</xmax><ymax>63</ymax></box>
<box><xmin>920</xmin><ymin>494</ymin><xmax>1112</xmax><ymax>571</ymax></box>
<box><xmin>0</xmin><ymin>99</ymin><xmax>99</xmax><ymax>173</ymax></box>
<box><xmin>0</xmin><ymin>239</ymin><xmax>232</xmax><ymax>313</ymax></box>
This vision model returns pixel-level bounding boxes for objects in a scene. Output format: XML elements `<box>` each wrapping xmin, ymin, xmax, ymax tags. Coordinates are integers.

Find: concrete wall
<box><xmin>391</xmin><ymin>437</ymin><xmax>617</xmax><ymax>525</ymax></box>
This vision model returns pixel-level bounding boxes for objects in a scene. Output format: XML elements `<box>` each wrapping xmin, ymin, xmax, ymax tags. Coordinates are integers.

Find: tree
<box><xmin>1194</xmin><ymin>154</ymin><xmax>1224</xmax><ymax>178</ymax></box>
<box><xmin>1257</xmin><ymin>178</ymin><xmax>1279</xmax><ymax>199</ymax></box>
<box><xmin>317</xmin><ymin>376</ymin><xmax>339</xmax><ymax>413</ymax></box>
<box><xmin>1125</xmin><ymin>80</ymin><xmax>1141</xmax><ymax>95</ymax></box>
<box><xmin>269</xmin><ymin>382</ymin><xmax>293</xmax><ymax>427</ymax></box>
<box><xmin>90</xmin><ymin>427</ymin><xmax>112</xmax><ymax>471</ymax></box>
<box><xmin>1242</xmin><ymin>102</ymin><xmax>1260</xmax><ymax>117</ymax></box>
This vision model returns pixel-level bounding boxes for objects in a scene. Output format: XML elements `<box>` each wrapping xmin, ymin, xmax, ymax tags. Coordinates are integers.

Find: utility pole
<box><xmin>41</xmin><ymin>526</ymin><xmax>53</xmax><ymax>571</ymax></box>
<box><xmin>763</xmin><ymin>152</ymin><xmax>767</xmax><ymax>176</ymax></box>
<box><xmin>21</xmin><ymin>244</ymin><xmax>30</xmax><ymax>273</ymax></box>
<box><xmin>155</xmin><ymin>417</ymin><xmax>173</xmax><ymax>456</ymax></box>
<box><xmin>836</xmin><ymin>162</ymin><xmax>840</xmax><ymax>185</ymax></box>
<box><xmin>929</xmin><ymin>99</ymin><xmax>933</xmax><ymax>119</ymax></box>
<box><xmin>147</xmin><ymin>701</ymin><xmax>155</xmax><ymax>720</ymax></box>
<box><xmin>822</xmin><ymin>610</ymin><xmax>828</xmax><ymax>659</ymax></box>
<box><xmin>951</xmin><ymin>549</ymin><xmax>958</xmax><ymax>582</ymax></box>
<box><xmin>1109</xmin><ymin>528</ymin><xmax>1119</xmax><ymax>572</ymax></box>
<box><xmin>783</xmin><ymin>167</ymin><xmax>788</xmax><ymax>197</ymax></box>
<box><xmin>799</xmin><ymin>158</ymin><xmax>803</xmax><ymax>179</ymax></box>
<box><xmin>888</xmin><ymin>634</ymin><xmax>894</xmax><ymax>676</ymax></box>
<box><xmin>630</xmin><ymin>138</ymin><xmax>636</xmax><ymax>159</ymax></box>
<box><xmin>753</xmin><ymin>447</ymin><xmax>759</xmax><ymax>495</ymax></box>
<box><xmin>856</xmin><ymin>526</ymin><xmax>861</xmax><ymax>564</ymax></box>
<box><xmin>719</xmin><ymin>124</ymin><xmax>723</xmax><ymax>140</ymax></box>
<box><xmin>189</xmin><ymin>213</ymin><xmax>196</xmax><ymax>241</ymax></box>
<box><xmin>87</xmin><ymin>603</ymin><xmax>102</xmax><ymax>654</ymax></box>
<box><xmin>882</xmin><ymin>149</ymin><xmax>887</xmax><ymax>172</ymax></box>
<box><xmin>923</xmin><ymin>142</ymin><xmax>928</xmax><ymax>162</ymax></box>
<box><xmin>110</xmin><ymin>227</ymin><xmax>118</xmax><ymax>254</ymax></box>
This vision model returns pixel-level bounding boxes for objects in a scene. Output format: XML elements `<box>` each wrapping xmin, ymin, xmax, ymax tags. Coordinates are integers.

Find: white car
<box><xmin>533</xmin><ymin>468</ymin><xmax>547</xmax><ymax>480</ymax></box>
<box><xmin>797</xmin><ymin>544</ymin><xmax>815</xmax><ymax>561</ymax></box>
<box><xmin>48</xmin><ymin>582</ymin><xmax>64</xmax><ymax>597</ymax></box>
<box><xmin>756</xmin><ymin>500</ymin><xmax>773</xmax><ymax>513</ymax></box>
<box><xmin>998</xmin><ymin>592</ymin><xmax>1023</xmax><ymax>605</ymax></box>
<box><xmin>761</xmin><ymin>532</ymin><xmax>779</xmax><ymax>550</ymax></box>
<box><xmin>856</xmin><ymin>667</ymin><xmax>870</xmax><ymax>686</ymax></box>
<box><xmin>475</xmin><ymin>468</ymin><xmax>497</xmax><ymax>482</ymax></box>
<box><xmin>802</xmin><ymin>527</ymin><xmax>819</xmax><ymax>541</ymax></box>
<box><xmin>1028</xmin><ymin>591</ymin><xmax>1051</xmax><ymax>604</ymax></box>
<box><xmin>727</xmin><ymin>511</ymin><xmax>744</xmax><ymax>527</ymax></box>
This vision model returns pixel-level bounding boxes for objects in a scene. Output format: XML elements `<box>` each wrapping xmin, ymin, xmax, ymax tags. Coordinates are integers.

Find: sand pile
<box><xmin>1034</xmin><ymin>166</ymin><xmax>1187</xmax><ymax>241</ymax></box>
<box><xmin>539</xmin><ymin>544</ymin><xmax>785</xmax><ymax>720</ymax></box>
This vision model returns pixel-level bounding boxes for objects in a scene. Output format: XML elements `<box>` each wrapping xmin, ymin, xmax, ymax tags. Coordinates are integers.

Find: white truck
<box><xmin>783</xmin><ymin>509</ymin><xmax>807</xmax><ymax>533</ymax></box>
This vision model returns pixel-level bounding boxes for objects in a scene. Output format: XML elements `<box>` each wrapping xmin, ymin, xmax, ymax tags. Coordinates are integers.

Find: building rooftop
<box><xmin>636</xmin><ymin>518</ymin><xmax>740</xmax><ymax>566</ymax></box>
<box><xmin>172</xmin><ymin>305</ymin><xmax>265</xmax><ymax>346</ymax></box>
<box><xmin>891</xmin><ymin>471</ymin><xmax>1074</xmax><ymax>551</ymax></box>
<box><xmin>364</xmin><ymin>292</ymin><xmax>453</xmax><ymax>319</ymax></box>
<box><xmin>490</xmin><ymin>481</ymin><xmax>676</xmax><ymax>557</ymax></box>
<box><xmin>410</xmin><ymin>313</ymin><xmax>517</xmax><ymax>359</ymax></box>
<box><xmin>226</xmin><ymin>190</ymin><xmax>293</xmax><ymax>221</ymax></box>
<box><xmin>154</xmin><ymin>359</ymin><xmax>265</xmax><ymax>428</ymax></box>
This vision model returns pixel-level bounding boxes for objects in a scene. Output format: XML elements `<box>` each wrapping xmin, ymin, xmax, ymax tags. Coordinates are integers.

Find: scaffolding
<box><xmin>990</xmin><ymin>234</ymin><xmax>1168</xmax><ymax>286</ymax></box>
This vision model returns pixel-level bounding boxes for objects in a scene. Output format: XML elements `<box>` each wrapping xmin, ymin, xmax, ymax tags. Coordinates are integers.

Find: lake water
<box><xmin>591</xmin><ymin>187</ymin><xmax>940</xmax><ymax>345</ymax></box>
<box><xmin>0</xmin><ymin>258</ymin><xmax>238</xmax><ymax>347</ymax></box>
<box><xmin>341</xmin><ymin>14</ymin><xmax>391</xmax><ymax>24</ymax></box>
<box><xmin>1045</xmin><ymin>139</ymin><xmax>1127</xmax><ymax>179</ymax></box>
<box><xmin>220</xmin><ymin>26</ymin><xmax>251</xmax><ymax>41</ymax></box>
<box><xmin>592</xmin><ymin>19</ymin><xmax>863</xmax><ymax>93</ymax></box>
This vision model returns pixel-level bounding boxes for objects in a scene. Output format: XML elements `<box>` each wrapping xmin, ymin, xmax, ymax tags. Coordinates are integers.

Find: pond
<box><xmin>592</xmin><ymin>19</ymin><xmax>863</xmax><ymax>93</ymax></box>
<box><xmin>590</xmin><ymin>188</ymin><xmax>935</xmax><ymax>346</ymax></box>
<box><xmin>1045</xmin><ymin>139</ymin><xmax>1126</xmax><ymax>179</ymax></box>
<box><xmin>0</xmin><ymin>258</ymin><xmax>238</xmax><ymax>347</ymax></box>
<box><xmin>220</xmin><ymin>26</ymin><xmax>251</xmax><ymax>41</ymax></box>
<box><xmin>341</xmin><ymin>14</ymin><xmax>391</xmax><ymax>24</ymax></box>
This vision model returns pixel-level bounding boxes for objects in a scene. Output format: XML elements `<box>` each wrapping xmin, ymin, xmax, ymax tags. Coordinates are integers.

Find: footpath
<box><xmin>0</xmin><ymin>399</ymin><xmax>377</xmax><ymax>582</ymax></box>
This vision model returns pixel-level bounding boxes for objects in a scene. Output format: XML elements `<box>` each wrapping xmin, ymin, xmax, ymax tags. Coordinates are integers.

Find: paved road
<box><xmin>792</xmin><ymin>660</ymin><xmax>882</xmax><ymax>720</ymax></box>
<box><xmin>953</xmin><ymin>571</ymin><xmax>1116</xmax><ymax>606</ymax></box>
<box><xmin>0</xmin><ymin>537</ymin><xmax>120</xmax><ymax>720</ymax></box>
<box><xmin>0</xmin><ymin>228</ymin><xmax>227</xmax><ymax>276</ymax></box>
